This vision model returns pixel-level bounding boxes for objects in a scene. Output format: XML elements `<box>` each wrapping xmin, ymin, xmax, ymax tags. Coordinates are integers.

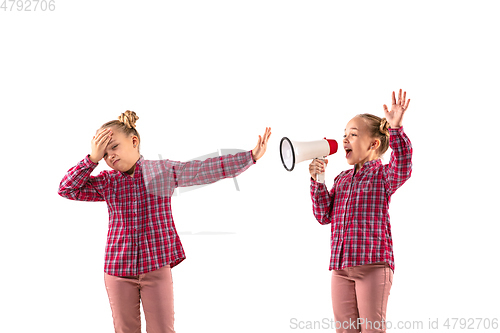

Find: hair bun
<box><xmin>118</xmin><ymin>110</ymin><xmax>139</xmax><ymax>129</ymax></box>
<box><xmin>379</xmin><ymin>117</ymin><xmax>390</xmax><ymax>136</ymax></box>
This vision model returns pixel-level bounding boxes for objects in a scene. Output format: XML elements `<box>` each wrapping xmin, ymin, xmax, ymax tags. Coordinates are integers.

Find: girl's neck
<box><xmin>125</xmin><ymin>163</ymin><xmax>136</xmax><ymax>177</ymax></box>
<box><xmin>124</xmin><ymin>155</ymin><xmax>141</xmax><ymax>177</ymax></box>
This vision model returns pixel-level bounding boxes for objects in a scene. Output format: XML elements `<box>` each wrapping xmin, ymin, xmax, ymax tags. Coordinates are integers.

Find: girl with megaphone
<box><xmin>309</xmin><ymin>89</ymin><xmax>412</xmax><ymax>332</ymax></box>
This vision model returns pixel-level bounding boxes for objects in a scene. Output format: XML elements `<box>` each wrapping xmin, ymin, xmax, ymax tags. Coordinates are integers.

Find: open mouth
<box><xmin>345</xmin><ymin>149</ymin><xmax>352</xmax><ymax>158</ymax></box>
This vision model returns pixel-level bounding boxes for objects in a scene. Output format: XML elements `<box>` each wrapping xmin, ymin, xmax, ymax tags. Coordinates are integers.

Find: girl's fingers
<box><xmin>95</xmin><ymin>128</ymin><xmax>110</xmax><ymax>142</ymax></box>
<box><xmin>99</xmin><ymin>128</ymin><xmax>112</xmax><ymax>137</ymax></box>
<box><xmin>95</xmin><ymin>128</ymin><xmax>107</xmax><ymax>138</ymax></box>
<box><xmin>98</xmin><ymin>131</ymin><xmax>112</xmax><ymax>145</ymax></box>
<box><xmin>97</xmin><ymin>132</ymin><xmax>109</xmax><ymax>144</ymax></box>
<box><xmin>101</xmin><ymin>135</ymin><xmax>112</xmax><ymax>150</ymax></box>
<box><xmin>93</xmin><ymin>131</ymin><xmax>103</xmax><ymax>142</ymax></box>
<box><xmin>310</xmin><ymin>166</ymin><xmax>321</xmax><ymax>174</ymax></box>
<box><xmin>310</xmin><ymin>162</ymin><xmax>325</xmax><ymax>175</ymax></box>
<box><xmin>312</xmin><ymin>160</ymin><xmax>325</xmax><ymax>171</ymax></box>
<box><xmin>264</xmin><ymin>127</ymin><xmax>270</xmax><ymax>141</ymax></box>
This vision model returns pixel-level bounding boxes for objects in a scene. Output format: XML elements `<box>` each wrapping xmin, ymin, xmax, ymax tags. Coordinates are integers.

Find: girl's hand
<box><xmin>251</xmin><ymin>127</ymin><xmax>272</xmax><ymax>161</ymax></box>
<box><xmin>309</xmin><ymin>158</ymin><xmax>328</xmax><ymax>181</ymax></box>
<box><xmin>89</xmin><ymin>128</ymin><xmax>112</xmax><ymax>163</ymax></box>
<box><xmin>383</xmin><ymin>89</ymin><xmax>410</xmax><ymax>128</ymax></box>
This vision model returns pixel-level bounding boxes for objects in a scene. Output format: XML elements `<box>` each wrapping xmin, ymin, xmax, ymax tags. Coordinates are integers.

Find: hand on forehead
<box><xmin>94</xmin><ymin>127</ymin><xmax>116</xmax><ymax>147</ymax></box>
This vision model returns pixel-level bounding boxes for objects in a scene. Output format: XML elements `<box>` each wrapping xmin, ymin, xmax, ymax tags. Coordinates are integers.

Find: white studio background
<box><xmin>1</xmin><ymin>1</ymin><xmax>499</xmax><ymax>332</ymax></box>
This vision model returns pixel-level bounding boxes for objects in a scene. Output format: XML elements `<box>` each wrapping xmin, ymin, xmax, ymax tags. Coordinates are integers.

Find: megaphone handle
<box><xmin>316</xmin><ymin>156</ymin><xmax>326</xmax><ymax>184</ymax></box>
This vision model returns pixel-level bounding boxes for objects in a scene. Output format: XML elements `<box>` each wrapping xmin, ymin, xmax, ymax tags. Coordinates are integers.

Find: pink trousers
<box><xmin>104</xmin><ymin>265</ymin><xmax>175</xmax><ymax>333</ymax></box>
<box><xmin>331</xmin><ymin>262</ymin><xmax>393</xmax><ymax>333</ymax></box>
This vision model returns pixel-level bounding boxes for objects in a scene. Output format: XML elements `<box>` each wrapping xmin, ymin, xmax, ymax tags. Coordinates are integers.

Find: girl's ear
<box><xmin>132</xmin><ymin>136</ymin><xmax>139</xmax><ymax>147</ymax></box>
<box><xmin>372</xmin><ymin>138</ymin><xmax>381</xmax><ymax>150</ymax></box>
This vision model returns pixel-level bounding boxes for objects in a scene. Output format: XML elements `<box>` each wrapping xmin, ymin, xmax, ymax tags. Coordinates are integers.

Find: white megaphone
<box><xmin>280</xmin><ymin>137</ymin><xmax>338</xmax><ymax>183</ymax></box>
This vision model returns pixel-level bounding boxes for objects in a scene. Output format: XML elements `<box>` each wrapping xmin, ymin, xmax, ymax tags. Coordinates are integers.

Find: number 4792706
<box><xmin>443</xmin><ymin>318</ymin><xmax>498</xmax><ymax>330</ymax></box>
<box><xmin>1</xmin><ymin>0</ymin><xmax>56</xmax><ymax>11</ymax></box>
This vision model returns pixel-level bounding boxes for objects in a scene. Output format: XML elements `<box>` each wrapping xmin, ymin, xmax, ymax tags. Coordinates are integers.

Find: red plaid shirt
<box><xmin>310</xmin><ymin>126</ymin><xmax>412</xmax><ymax>272</ymax></box>
<box><xmin>58</xmin><ymin>151</ymin><xmax>255</xmax><ymax>276</ymax></box>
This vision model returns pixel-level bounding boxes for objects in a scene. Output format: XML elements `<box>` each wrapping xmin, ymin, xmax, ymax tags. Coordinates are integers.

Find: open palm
<box><xmin>383</xmin><ymin>89</ymin><xmax>410</xmax><ymax>128</ymax></box>
<box><xmin>251</xmin><ymin>127</ymin><xmax>272</xmax><ymax>161</ymax></box>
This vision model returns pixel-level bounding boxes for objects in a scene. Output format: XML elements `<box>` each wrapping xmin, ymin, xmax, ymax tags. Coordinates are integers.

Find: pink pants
<box><xmin>331</xmin><ymin>262</ymin><xmax>393</xmax><ymax>333</ymax></box>
<box><xmin>104</xmin><ymin>265</ymin><xmax>175</xmax><ymax>333</ymax></box>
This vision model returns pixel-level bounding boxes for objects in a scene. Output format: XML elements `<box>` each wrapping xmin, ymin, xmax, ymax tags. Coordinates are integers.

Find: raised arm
<box><xmin>382</xmin><ymin>89</ymin><xmax>413</xmax><ymax>195</ymax></box>
<box><xmin>382</xmin><ymin>127</ymin><xmax>412</xmax><ymax>196</ymax></box>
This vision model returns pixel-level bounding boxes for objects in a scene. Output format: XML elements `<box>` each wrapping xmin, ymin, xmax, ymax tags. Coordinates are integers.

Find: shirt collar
<box><xmin>136</xmin><ymin>155</ymin><xmax>144</xmax><ymax>168</ymax></box>
<box><xmin>352</xmin><ymin>158</ymin><xmax>382</xmax><ymax>176</ymax></box>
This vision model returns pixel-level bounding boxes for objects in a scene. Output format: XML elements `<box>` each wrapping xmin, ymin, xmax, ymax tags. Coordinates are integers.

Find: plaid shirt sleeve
<box><xmin>383</xmin><ymin>126</ymin><xmax>413</xmax><ymax>196</ymax></box>
<box><xmin>143</xmin><ymin>151</ymin><xmax>256</xmax><ymax>197</ymax></box>
<box><xmin>57</xmin><ymin>154</ymin><xmax>108</xmax><ymax>202</ymax></box>
<box><xmin>310</xmin><ymin>172</ymin><xmax>346</xmax><ymax>225</ymax></box>
<box><xmin>165</xmin><ymin>150</ymin><xmax>255</xmax><ymax>189</ymax></box>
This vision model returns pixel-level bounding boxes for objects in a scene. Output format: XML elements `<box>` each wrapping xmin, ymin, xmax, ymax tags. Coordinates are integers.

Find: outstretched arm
<box><xmin>147</xmin><ymin>128</ymin><xmax>272</xmax><ymax>191</ymax></box>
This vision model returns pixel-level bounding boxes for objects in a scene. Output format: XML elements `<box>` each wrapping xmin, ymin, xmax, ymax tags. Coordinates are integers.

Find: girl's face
<box><xmin>343</xmin><ymin>116</ymin><xmax>380</xmax><ymax>171</ymax></box>
<box><xmin>102</xmin><ymin>127</ymin><xmax>140</xmax><ymax>175</ymax></box>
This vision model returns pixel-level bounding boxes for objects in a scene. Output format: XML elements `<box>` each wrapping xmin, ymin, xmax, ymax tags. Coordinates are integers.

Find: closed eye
<box><xmin>103</xmin><ymin>144</ymin><xmax>118</xmax><ymax>158</ymax></box>
<box><xmin>343</xmin><ymin>134</ymin><xmax>357</xmax><ymax>138</ymax></box>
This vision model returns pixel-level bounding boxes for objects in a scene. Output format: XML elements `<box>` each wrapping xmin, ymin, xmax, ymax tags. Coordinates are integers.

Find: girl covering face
<box><xmin>58</xmin><ymin>110</ymin><xmax>271</xmax><ymax>333</ymax></box>
<box><xmin>309</xmin><ymin>90</ymin><xmax>412</xmax><ymax>333</ymax></box>
<box><xmin>92</xmin><ymin>111</ymin><xmax>142</xmax><ymax>174</ymax></box>
<box><xmin>99</xmin><ymin>128</ymin><xmax>140</xmax><ymax>174</ymax></box>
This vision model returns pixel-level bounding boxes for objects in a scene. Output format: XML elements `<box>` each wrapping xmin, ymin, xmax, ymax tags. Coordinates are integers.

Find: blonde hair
<box><xmin>100</xmin><ymin>110</ymin><xmax>141</xmax><ymax>151</ymax></box>
<box><xmin>356</xmin><ymin>113</ymin><xmax>390</xmax><ymax>158</ymax></box>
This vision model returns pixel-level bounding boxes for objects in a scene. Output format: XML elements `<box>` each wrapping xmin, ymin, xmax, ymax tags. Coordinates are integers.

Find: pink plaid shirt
<box><xmin>310</xmin><ymin>126</ymin><xmax>412</xmax><ymax>272</ymax></box>
<box><xmin>58</xmin><ymin>151</ymin><xmax>255</xmax><ymax>276</ymax></box>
